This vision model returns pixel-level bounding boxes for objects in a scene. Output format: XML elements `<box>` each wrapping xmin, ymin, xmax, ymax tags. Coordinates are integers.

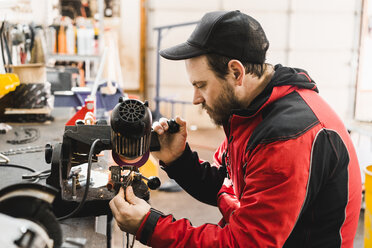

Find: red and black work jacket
<box><xmin>136</xmin><ymin>64</ymin><xmax>362</xmax><ymax>247</ymax></box>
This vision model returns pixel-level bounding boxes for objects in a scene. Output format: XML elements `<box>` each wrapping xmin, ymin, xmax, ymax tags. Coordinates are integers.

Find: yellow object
<box><xmin>139</xmin><ymin>154</ymin><xmax>159</xmax><ymax>181</ymax></box>
<box><xmin>364</xmin><ymin>165</ymin><xmax>372</xmax><ymax>247</ymax></box>
<box><xmin>0</xmin><ymin>73</ymin><xmax>20</xmax><ymax>96</ymax></box>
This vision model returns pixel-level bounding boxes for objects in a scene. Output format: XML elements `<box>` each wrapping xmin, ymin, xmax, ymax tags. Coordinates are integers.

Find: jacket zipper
<box><xmin>226</xmin><ymin>135</ymin><xmax>233</xmax><ymax>179</ymax></box>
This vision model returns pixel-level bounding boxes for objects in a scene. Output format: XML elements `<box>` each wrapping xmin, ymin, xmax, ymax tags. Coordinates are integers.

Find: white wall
<box><xmin>108</xmin><ymin>0</ymin><xmax>141</xmax><ymax>90</ymax></box>
<box><xmin>0</xmin><ymin>0</ymin><xmax>57</xmax><ymax>25</ymax></box>
<box><xmin>146</xmin><ymin>0</ymin><xmax>362</xmax><ymax>128</ymax></box>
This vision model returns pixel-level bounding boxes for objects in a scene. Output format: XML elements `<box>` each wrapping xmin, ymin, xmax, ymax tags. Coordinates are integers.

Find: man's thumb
<box><xmin>118</xmin><ymin>186</ymin><xmax>125</xmax><ymax>197</ymax></box>
<box><xmin>125</xmin><ymin>186</ymin><xmax>139</xmax><ymax>204</ymax></box>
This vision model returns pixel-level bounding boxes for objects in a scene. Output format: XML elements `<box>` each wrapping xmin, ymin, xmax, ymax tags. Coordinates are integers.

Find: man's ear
<box><xmin>227</xmin><ymin>60</ymin><xmax>245</xmax><ymax>85</ymax></box>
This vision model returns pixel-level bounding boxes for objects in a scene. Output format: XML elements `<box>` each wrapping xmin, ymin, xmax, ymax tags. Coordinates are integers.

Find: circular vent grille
<box><xmin>119</xmin><ymin>99</ymin><xmax>146</xmax><ymax>122</ymax></box>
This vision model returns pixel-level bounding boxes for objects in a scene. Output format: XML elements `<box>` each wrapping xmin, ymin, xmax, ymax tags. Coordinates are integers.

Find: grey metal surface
<box><xmin>0</xmin><ymin>108</ymin><xmax>106</xmax><ymax>248</ymax></box>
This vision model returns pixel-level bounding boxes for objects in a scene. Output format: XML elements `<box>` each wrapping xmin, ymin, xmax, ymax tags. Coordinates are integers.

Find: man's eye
<box><xmin>196</xmin><ymin>84</ymin><xmax>205</xmax><ymax>89</ymax></box>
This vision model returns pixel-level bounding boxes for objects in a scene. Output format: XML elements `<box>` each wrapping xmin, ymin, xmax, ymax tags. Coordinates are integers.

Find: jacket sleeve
<box><xmin>137</xmin><ymin>139</ymin><xmax>311</xmax><ymax>247</ymax></box>
<box><xmin>217</xmin><ymin>178</ymin><xmax>240</xmax><ymax>224</ymax></box>
<box><xmin>162</xmin><ymin>142</ymin><xmax>227</xmax><ymax>206</ymax></box>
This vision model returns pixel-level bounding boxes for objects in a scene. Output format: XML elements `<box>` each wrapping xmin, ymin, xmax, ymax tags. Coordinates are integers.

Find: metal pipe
<box><xmin>72</xmin><ymin>175</ymin><xmax>77</xmax><ymax>200</ymax></box>
<box><xmin>154</xmin><ymin>29</ymin><xmax>162</xmax><ymax>120</ymax></box>
<box><xmin>153</xmin><ymin>21</ymin><xmax>199</xmax><ymax>31</ymax></box>
<box><xmin>90</xmin><ymin>46</ymin><xmax>108</xmax><ymax>99</ymax></box>
<box><xmin>153</xmin><ymin>21</ymin><xmax>198</xmax><ymax>120</ymax></box>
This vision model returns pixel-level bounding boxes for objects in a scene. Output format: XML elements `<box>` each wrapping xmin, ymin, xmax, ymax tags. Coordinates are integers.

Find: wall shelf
<box><xmin>48</xmin><ymin>54</ymin><xmax>101</xmax><ymax>61</ymax></box>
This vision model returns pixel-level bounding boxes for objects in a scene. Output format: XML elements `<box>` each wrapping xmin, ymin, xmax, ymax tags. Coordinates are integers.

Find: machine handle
<box><xmin>150</xmin><ymin>119</ymin><xmax>180</xmax><ymax>151</ymax></box>
<box><xmin>167</xmin><ymin>119</ymin><xmax>180</xmax><ymax>133</ymax></box>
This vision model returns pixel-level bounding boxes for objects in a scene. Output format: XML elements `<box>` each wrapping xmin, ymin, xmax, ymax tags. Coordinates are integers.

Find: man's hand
<box><xmin>151</xmin><ymin>116</ymin><xmax>187</xmax><ymax>165</ymax></box>
<box><xmin>109</xmin><ymin>186</ymin><xmax>151</xmax><ymax>234</ymax></box>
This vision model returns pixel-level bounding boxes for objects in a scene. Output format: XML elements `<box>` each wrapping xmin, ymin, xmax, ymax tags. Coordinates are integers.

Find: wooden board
<box><xmin>6</xmin><ymin>64</ymin><xmax>46</xmax><ymax>84</ymax></box>
<box><xmin>4</xmin><ymin>107</ymin><xmax>51</xmax><ymax>115</ymax></box>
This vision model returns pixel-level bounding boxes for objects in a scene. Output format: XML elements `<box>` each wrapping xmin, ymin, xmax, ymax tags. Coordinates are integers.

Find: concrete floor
<box><xmin>0</xmin><ymin>108</ymin><xmax>365</xmax><ymax>247</ymax></box>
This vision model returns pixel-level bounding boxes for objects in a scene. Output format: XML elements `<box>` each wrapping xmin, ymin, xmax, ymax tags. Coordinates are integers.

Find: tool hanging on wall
<box><xmin>1</xmin><ymin>21</ymin><xmax>12</xmax><ymax>72</ymax></box>
<box><xmin>0</xmin><ymin>21</ymin><xmax>20</xmax><ymax>97</ymax></box>
<box><xmin>0</xmin><ymin>22</ymin><xmax>51</xmax><ymax>122</ymax></box>
<box><xmin>1</xmin><ymin>22</ymin><xmax>45</xmax><ymax>66</ymax></box>
<box><xmin>10</xmin><ymin>24</ymin><xmax>25</xmax><ymax>65</ymax></box>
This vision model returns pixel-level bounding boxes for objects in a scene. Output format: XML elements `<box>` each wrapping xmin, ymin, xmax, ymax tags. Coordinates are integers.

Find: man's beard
<box><xmin>202</xmin><ymin>82</ymin><xmax>242</xmax><ymax>126</ymax></box>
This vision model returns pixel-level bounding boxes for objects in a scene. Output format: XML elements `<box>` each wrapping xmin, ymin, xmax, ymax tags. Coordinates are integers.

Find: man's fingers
<box><xmin>118</xmin><ymin>186</ymin><xmax>125</xmax><ymax>197</ymax></box>
<box><xmin>109</xmin><ymin>186</ymin><xmax>150</xmax><ymax>235</ymax></box>
<box><xmin>125</xmin><ymin>186</ymin><xmax>140</xmax><ymax>205</ymax></box>
<box><xmin>153</xmin><ymin>117</ymin><xmax>186</xmax><ymax>135</ymax></box>
<box><xmin>152</xmin><ymin>122</ymin><xmax>164</xmax><ymax>135</ymax></box>
<box><xmin>175</xmin><ymin>116</ymin><xmax>186</xmax><ymax>128</ymax></box>
<box><xmin>110</xmin><ymin>196</ymin><xmax>124</xmax><ymax>221</ymax></box>
<box><xmin>109</xmin><ymin>201</ymin><xmax>128</xmax><ymax>232</ymax></box>
<box><xmin>109</xmin><ymin>198</ymin><xmax>118</xmax><ymax>214</ymax></box>
<box><xmin>111</xmin><ymin>187</ymin><xmax>129</xmax><ymax>209</ymax></box>
<box><xmin>153</xmin><ymin>118</ymin><xmax>170</xmax><ymax>135</ymax></box>
<box><xmin>159</xmin><ymin>118</ymin><xmax>169</xmax><ymax>131</ymax></box>
<box><xmin>153</xmin><ymin>120</ymin><xmax>166</xmax><ymax>135</ymax></box>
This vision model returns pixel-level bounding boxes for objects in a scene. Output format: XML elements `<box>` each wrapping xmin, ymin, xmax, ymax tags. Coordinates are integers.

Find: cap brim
<box><xmin>159</xmin><ymin>42</ymin><xmax>206</xmax><ymax>60</ymax></box>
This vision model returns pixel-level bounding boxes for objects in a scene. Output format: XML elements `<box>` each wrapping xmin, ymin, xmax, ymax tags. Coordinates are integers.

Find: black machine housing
<box><xmin>45</xmin><ymin>98</ymin><xmax>166</xmax><ymax>217</ymax></box>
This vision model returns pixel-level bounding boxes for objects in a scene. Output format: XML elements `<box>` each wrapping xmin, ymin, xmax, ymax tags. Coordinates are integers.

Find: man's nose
<box><xmin>193</xmin><ymin>89</ymin><xmax>204</xmax><ymax>105</ymax></box>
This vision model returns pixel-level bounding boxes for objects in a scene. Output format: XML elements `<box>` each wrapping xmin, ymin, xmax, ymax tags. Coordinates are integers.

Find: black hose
<box><xmin>0</xmin><ymin>163</ymin><xmax>41</xmax><ymax>183</ymax></box>
<box><xmin>0</xmin><ymin>163</ymin><xmax>35</xmax><ymax>173</ymax></box>
<box><xmin>107</xmin><ymin>211</ymin><xmax>113</xmax><ymax>248</ymax></box>
<box><xmin>57</xmin><ymin>139</ymin><xmax>101</xmax><ymax>221</ymax></box>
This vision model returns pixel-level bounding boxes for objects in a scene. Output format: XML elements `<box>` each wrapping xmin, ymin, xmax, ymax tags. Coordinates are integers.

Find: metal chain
<box><xmin>0</xmin><ymin>145</ymin><xmax>44</xmax><ymax>156</ymax></box>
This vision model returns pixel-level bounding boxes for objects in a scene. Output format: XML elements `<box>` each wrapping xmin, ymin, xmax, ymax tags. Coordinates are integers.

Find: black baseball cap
<box><xmin>159</xmin><ymin>10</ymin><xmax>269</xmax><ymax>63</ymax></box>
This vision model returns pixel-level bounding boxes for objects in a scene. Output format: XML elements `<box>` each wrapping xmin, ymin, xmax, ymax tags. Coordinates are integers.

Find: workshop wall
<box><xmin>116</xmin><ymin>0</ymin><xmax>140</xmax><ymax>90</ymax></box>
<box><xmin>0</xmin><ymin>0</ymin><xmax>56</xmax><ymax>26</ymax></box>
<box><xmin>146</xmin><ymin>0</ymin><xmax>361</xmax><ymax>128</ymax></box>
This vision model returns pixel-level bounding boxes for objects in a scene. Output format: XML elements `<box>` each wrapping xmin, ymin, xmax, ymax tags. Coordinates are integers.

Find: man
<box><xmin>110</xmin><ymin>10</ymin><xmax>362</xmax><ymax>247</ymax></box>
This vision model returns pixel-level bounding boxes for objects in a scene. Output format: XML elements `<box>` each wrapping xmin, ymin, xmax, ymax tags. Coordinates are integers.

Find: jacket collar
<box><xmin>223</xmin><ymin>64</ymin><xmax>318</xmax><ymax>130</ymax></box>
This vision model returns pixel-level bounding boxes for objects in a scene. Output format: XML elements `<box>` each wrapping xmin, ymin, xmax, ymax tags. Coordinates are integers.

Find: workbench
<box><xmin>0</xmin><ymin>108</ymin><xmax>107</xmax><ymax>248</ymax></box>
